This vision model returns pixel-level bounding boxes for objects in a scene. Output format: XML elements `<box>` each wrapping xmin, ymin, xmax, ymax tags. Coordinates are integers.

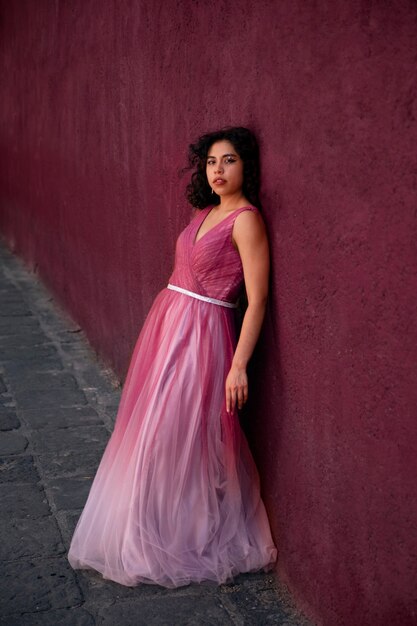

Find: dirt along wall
<box><xmin>1</xmin><ymin>1</ymin><xmax>416</xmax><ymax>624</ymax></box>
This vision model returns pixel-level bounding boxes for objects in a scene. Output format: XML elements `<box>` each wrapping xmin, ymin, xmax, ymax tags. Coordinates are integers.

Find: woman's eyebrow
<box><xmin>207</xmin><ymin>152</ymin><xmax>238</xmax><ymax>159</ymax></box>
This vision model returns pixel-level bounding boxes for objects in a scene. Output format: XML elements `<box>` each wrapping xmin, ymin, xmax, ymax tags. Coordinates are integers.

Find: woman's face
<box><xmin>206</xmin><ymin>140</ymin><xmax>244</xmax><ymax>197</ymax></box>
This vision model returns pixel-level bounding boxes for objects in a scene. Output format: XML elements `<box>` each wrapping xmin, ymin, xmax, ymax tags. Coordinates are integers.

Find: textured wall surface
<box><xmin>1</xmin><ymin>1</ymin><xmax>417</xmax><ymax>624</ymax></box>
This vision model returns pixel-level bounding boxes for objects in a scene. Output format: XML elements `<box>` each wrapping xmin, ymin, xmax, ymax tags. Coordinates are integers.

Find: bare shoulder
<box><xmin>233</xmin><ymin>208</ymin><xmax>267</xmax><ymax>245</ymax></box>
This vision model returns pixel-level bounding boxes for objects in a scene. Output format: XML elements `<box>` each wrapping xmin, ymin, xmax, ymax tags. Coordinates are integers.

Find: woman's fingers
<box><xmin>237</xmin><ymin>385</ymin><xmax>248</xmax><ymax>410</ymax></box>
<box><xmin>226</xmin><ymin>386</ymin><xmax>231</xmax><ymax>414</ymax></box>
<box><xmin>228</xmin><ymin>386</ymin><xmax>236</xmax><ymax>414</ymax></box>
<box><xmin>226</xmin><ymin>384</ymin><xmax>236</xmax><ymax>414</ymax></box>
<box><xmin>225</xmin><ymin>366</ymin><xmax>248</xmax><ymax>414</ymax></box>
<box><xmin>226</xmin><ymin>382</ymin><xmax>248</xmax><ymax>413</ymax></box>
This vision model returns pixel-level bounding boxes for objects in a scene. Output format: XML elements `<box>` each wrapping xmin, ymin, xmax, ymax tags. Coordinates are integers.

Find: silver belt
<box><xmin>167</xmin><ymin>283</ymin><xmax>238</xmax><ymax>309</ymax></box>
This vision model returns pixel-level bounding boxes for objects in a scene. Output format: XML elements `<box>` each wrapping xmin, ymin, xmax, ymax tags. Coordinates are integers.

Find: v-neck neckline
<box><xmin>192</xmin><ymin>205</ymin><xmax>253</xmax><ymax>247</ymax></box>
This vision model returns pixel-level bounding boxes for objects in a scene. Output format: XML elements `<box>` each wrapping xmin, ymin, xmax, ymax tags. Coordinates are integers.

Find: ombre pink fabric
<box><xmin>67</xmin><ymin>205</ymin><xmax>277</xmax><ymax>587</ymax></box>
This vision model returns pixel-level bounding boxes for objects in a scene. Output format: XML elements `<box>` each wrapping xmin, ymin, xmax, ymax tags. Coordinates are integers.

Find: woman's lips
<box><xmin>213</xmin><ymin>178</ymin><xmax>226</xmax><ymax>185</ymax></box>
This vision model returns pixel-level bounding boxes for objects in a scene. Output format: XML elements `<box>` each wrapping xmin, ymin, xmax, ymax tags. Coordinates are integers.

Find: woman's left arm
<box><xmin>225</xmin><ymin>210</ymin><xmax>270</xmax><ymax>414</ymax></box>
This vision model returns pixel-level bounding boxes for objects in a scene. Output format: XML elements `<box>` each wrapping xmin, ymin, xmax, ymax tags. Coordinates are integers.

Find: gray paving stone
<box><xmin>0</xmin><ymin>455</ymin><xmax>40</xmax><ymax>482</ymax></box>
<box><xmin>31</xmin><ymin>426</ymin><xmax>108</xmax><ymax>454</ymax></box>
<box><xmin>36</xmin><ymin>309</ymin><xmax>75</xmax><ymax>329</ymax></box>
<box><xmin>0</xmin><ymin>516</ymin><xmax>65</xmax><ymax>561</ymax></box>
<box><xmin>95</xmin><ymin>594</ymin><xmax>235</xmax><ymax>625</ymax></box>
<box><xmin>56</xmin><ymin>338</ymin><xmax>89</xmax><ymax>352</ymax></box>
<box><xmin>55</xmin><ymin>511</ymin><xmax>81</xmax><ymax>549</ymax></box>
<box><xmin>0</xmin><ymin>283</ymin><xmax>21</xmax><ymax>295</ymax></box>
<box><xmin>0</xmin><ymin>284</ymin><xmax>27</xmax><ymax>295</ymax></box>
<box><xmin>6</xmin><ymin>372</ymin><xmax>79</xmax><ymax>392</ymax></box>
<box><xmin>0</xmin><ymin>483</ymin><xmax>50</xmax><ymax>519</ymax></box>
<box><xmin>0</xmin><ymin>332</ymin><xmax>50</xmax><ymax>348</ymax></box>
<box><xmin>79</xmin><ymin>367</ymin><xmax>118</xmax><ymax>392</ymax></box>
<box><xmin>76</xmin><ymin>567</ymin><xmax>201</xmax><ymax>603</ymax></box>
<box><xmin>0</xmin><ymin>287</ymin><xmax>25</xmax><ymax>300</ymax></box>
<box><xmin>14</xmin><ymin>387</ymin><xmax>89</xmax><ymax>409</ymax></box>
<box><xmin>0</xmin><ymin>376</ymin><xmax>6</xmax><ymax>392</ymax></box>
<box><xmin>0</xmin><ymin>301</ymin><xmax>32</xmax><ymax>315</ymax></box>
<box><xmin>0</xmin><ymin>430</ymin><xmax>28</xmax><ymax>454</ymax></box>
<box><xmin>20</xmin><ymin>405</ymin><xmax>101</xmax><ymax>430</ymax></box>
<box><xmin>0</xmin><ymin>316</ymin><xmax>41</xmax><ymax>331</ymax></box>
<box><xmin>94</xmin><ymin>390</ymin><xmax>122</xmax><ymax>406</ymax></box>
<box><xmin>40</xmin><ymin>447</ymin><xmax>104</xmax><ymax>479</ymax></box>
<box><xmin>0</xmin><ymin>558</ymin><xmax>82</xmax><ymax>616</ymax></box>
<box><xmin>219</xmin><ymin>575</ymin><xmax>310</xmax><ymax>626</ymax></box>
<box><xmin>4</xmin><ymin>355</ymin><xmax>64</xmax><ymax>375</ymax></box>
<box><xmin>0</xmin><ymin>393</ymin><xmax>14</xmax><ymax>408</ymax></box>
<box><xmin>226</xmin><ymin>587</ymin><xmax>295</xmax><ymax>625</ymax></box>
<box><xmin>1</xmin><ymin>344</ymin><xmax>58</xmax><ymax>362</ymax></box>
<box><xmin>0</xmin><ymin>411</ymin><xmax>20</xmax><ymax>430</ymax></box>
<box><xmin>0</xmin><ymin>283</ymin><xmax>24</xmax><ymax>294</ymax></box>
<box><xmin>48</xmin><ymin>476</ymin><xmax>93</xmax><ymax>510</ymax></box>
<box><xmin>59</xmin><ymin>345</ymin><xmax>96</xmax><ymax>361</ymax></box>
<box><xmin>0</xmin><ymin>607</ymin><xmax>95</xmax><ymax>626</ymax></box>
<box><xmin>76</xmin><ymin>569</ymin><xmax>149</xmax><ymax>602</ymax></box>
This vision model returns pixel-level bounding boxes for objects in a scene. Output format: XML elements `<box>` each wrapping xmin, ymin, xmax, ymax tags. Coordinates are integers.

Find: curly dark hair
<box><xmin>184</xmin><ymin>126</ymin><xmax>262</xmax><ymax>210</ymax></box>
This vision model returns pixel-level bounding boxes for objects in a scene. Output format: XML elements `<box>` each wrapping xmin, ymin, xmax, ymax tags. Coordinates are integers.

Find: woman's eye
<box><xmin>225</xmin><ymin>158</ymin><xmax>236</xmax><ymax>164</ymax></box>
<box><xmin>207</xmin><ymin>160</ymin><xmax>215</xmax><ymax>166</ymax></box>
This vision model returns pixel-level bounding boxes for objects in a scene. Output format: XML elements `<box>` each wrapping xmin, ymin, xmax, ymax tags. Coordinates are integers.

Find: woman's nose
<box><xmin>214</xmin><ymin>162</ymin><xmax>224</xmax><ymax>173</ymax></box>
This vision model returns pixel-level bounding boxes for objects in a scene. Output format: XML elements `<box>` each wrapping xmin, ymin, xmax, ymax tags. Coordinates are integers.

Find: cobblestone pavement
<box><xmin>0</xmin><ymin>240</ymin><xmax>312</xmax><ymax>626</ymax></box>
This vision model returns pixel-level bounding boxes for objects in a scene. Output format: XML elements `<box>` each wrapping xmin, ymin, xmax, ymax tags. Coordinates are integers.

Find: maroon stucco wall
<box><xmin>1</xmin><ymin>2</ymin><xmax>416</xmax><ymax>624</ymax></box>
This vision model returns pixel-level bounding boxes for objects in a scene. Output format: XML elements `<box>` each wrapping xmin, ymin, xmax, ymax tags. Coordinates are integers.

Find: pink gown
<box><xmin>67</xmin><ymin>204</ymin><xmax>277</xmax><ymax>587</ymax></box>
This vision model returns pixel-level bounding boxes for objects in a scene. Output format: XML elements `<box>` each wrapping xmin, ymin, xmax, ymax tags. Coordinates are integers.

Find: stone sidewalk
<box><xmin>0</xmin><ymin>240</ymin><xmax>312</xmax><ymax>626</ymax></box>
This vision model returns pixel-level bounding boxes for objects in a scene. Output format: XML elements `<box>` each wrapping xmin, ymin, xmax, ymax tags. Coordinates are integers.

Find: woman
<box><xmin>68</xmin><ymin>126</ymin><xmax>277</xmax><ymax>588</ymax></box>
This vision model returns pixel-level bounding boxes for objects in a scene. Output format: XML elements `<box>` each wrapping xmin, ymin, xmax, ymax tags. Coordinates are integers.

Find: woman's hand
<box><xmin>225</xmin><ymin>364</ymin><xmax>248</xmax><ymax>414</ymax></box>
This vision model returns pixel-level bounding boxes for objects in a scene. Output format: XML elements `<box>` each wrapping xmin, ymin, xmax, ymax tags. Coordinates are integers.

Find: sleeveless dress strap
<box><xmin>231</xmin><ymin>205</ymin><xmax>259</xmax><ymax>218</ymax></box>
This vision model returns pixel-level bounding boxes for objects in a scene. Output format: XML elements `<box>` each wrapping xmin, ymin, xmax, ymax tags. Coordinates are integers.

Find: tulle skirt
<box><xmin>68</xmin><ymin>287</ymin><xmax>277</xmax><ymax>587</ymax></box>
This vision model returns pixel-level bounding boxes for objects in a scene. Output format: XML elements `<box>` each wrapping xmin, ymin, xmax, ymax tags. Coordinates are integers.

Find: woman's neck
<box><xmin>215</xmin><ymin>192</ymin><xmax>249</xmax><ymax>213</ymax></box>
